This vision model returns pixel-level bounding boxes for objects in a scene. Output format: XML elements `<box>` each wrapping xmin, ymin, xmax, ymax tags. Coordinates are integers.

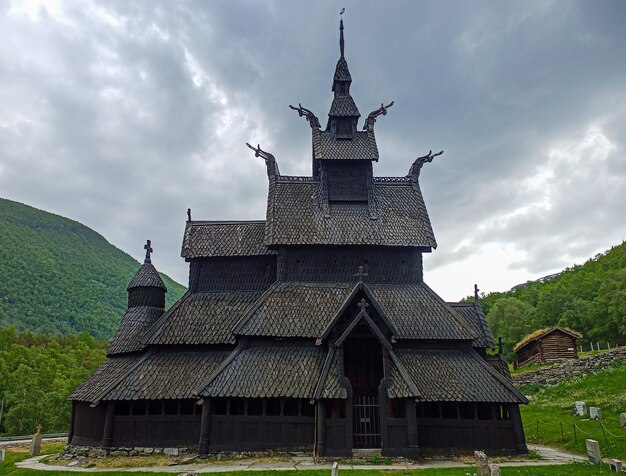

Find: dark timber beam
<box><xmin>316</xmin><ymin>401</ymin><xmax>326</xmax><ymax>456</ymax></box>
<box><xmin>405</xmin><ymin>399</ymin><xmax>419</xmax><ymax>458</ymax></box>
<box><xmin>199</xmin><ymin>398</ymin><xmax>212</xmax><ymax>455</ymax></box>
<box><xmin>68</xmin><ymin>401</ymin><xmax>75</xmax><ymax>445</ymax></box>
<box><xmin>101</xmin><ymin>402</ymin><xmax>115</xmax><ymax>448</ymax></box>
<box><xmin>509</xmin><ymin>405</ymin><xmax>528</xmax><ymax>453</ymax></box>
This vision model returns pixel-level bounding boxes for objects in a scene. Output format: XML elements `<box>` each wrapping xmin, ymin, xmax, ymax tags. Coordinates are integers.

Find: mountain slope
<box><xmin>0</xmin><ymin>198</ymin><xmax>185</xmax><ymax>339</ymax></box>
<box><xmin>480</xmin><ymin>242</ymin><xmax>626</xmax><ymax>358</ymax></box>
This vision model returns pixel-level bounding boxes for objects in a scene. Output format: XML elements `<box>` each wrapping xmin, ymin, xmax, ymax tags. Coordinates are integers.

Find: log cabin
<box><xmin>514</xmin><ymin>327</ymin><xmax>582</xmax><ymax>367</ymax></box>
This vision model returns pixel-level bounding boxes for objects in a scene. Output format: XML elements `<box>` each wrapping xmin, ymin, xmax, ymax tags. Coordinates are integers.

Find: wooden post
<box><xmin>198</xmin><ymin>398</ymin><xmax>212</xmax><ymax>455</ymax></box>
<box><xmin>342</xmin><ymin>376</ymin><xmax>353</xmax><ymax>454</ymax></box>
<box><xmin>67</xmin><ymin>401</ymin><xmax>75</xmax><ymax>445</ymax></box>
<box><xmin>378</xmin><ymin>380</ymin><xmax>389</xmax><ymax>454</ymax></box>
<box><xmin>509</xmin><ymin>405</ymin><xmax>528</xmax><ymax>453</ymax></box>
<box><xmin>316</xmin><ymin>400</ymin><xmax>326</xmax><ymax>456</ymax></box>
<box><xmin>405</xmin><ymin>399</ymin><xmax>419</xmax><ymax>458</ymax></box>
<box><xmin>101</xmin><ymin>402</ymin><xmax>115</xmax><ymax>448</ymax></box>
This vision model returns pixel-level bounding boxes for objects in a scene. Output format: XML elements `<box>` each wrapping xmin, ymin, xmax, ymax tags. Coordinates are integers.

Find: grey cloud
<box><xmin>0</xmin><ymin>0</ymin><xmax>624</xmax><ymax>299</ymax></box>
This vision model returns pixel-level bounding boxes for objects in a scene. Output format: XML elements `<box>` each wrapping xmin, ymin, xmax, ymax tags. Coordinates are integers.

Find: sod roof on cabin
<box><xmin>513</xmin><ymin>326</ymin><xmax>582</xmax><ymax>352</ymax></box>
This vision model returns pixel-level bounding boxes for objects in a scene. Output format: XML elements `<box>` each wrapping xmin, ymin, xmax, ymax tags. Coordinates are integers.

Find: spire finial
<box><xmin>339</xmin><ymin>8</ymin><xmax>345</xmax><ymax>58</ymax></box>
<box><xmin>144</xmin><ymin>239</ymin><xmax>153</xmax><ymax>264</ymax></box>
<box><xmin>474</xmin><ymin>283</ymin><xmax>480</xmax><ymax>301</ymax></box>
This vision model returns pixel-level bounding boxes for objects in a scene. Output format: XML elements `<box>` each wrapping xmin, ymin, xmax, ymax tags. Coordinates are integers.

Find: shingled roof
<box><xmin>328</xmin><ymin>95</ymin><xmax>360</xmax><ymax>117</ymax></box>
<box><xmin>448</xmin><ymin>302</ymin><xmax>495</xmax><ymax>349</ymax></box>
<box><xmin>181</xmin><ymin>221</ymin><xmax>274</xmax><ymax>259</ymax></box>
<box><xmin>108</xmin><ymin>306</ymin><xmax>164</xmax><ymax>355</ymax></box>
<box><xmin>127</xmin><ymin>263</ymin><xmax>166</xmax><ymax>290</ymax></box>
<box><xmin>391</xmin><ymin>349</ymin><xmax>527</xmax><ymax>403</ymax></box>
<box><xmin>145</xmin><ymin>290</ymin><xmax>264</xmax><ymax>345</ymax></box>
<box><xmin>235</xmin><ymin>282</ymin><xmax>354</xmax><ymax>338</ymax></box>
<box><xmin>236</xmin><ymin>281</ymin><xmax>476</xmax><ymax>342</ymax></box>
<box><xmin>69</xmin><ymin>356</ymin><xmax>138</xmax><ymax>402</ymax></box>
<box><xmin>317</xmin><ymin>131</ymin><xmax>377</xmax><ymax>161</ymax></box>
<box><xmin>199</xmin><ymin>345</ymin><xmax>338</xmax><ymax>399</ymax></box>
<box><xmin>265</xmin><ymin>180</ymin><xmax>436</xmax><ymax>248</ymax></box>
<box><xmin>103</xmin><ymin>351</ymin><xmax>229</xmax><ymax>401</ymax></box>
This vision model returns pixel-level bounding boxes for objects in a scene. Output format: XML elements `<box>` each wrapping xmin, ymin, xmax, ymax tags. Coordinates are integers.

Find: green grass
<box><xmin>520</xmin><ymin>363</ymin><xmax>626</xmax><ymax>459</ymax></box>
<box><xmin>0</xmin><ymin>445</ymin><xmax>616</xmax><ymax>476</ymax></box>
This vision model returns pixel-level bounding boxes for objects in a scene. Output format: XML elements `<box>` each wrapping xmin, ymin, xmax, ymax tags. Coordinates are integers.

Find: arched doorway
<box><xmin>343</xmin><ymin>325</ymin><xmax>384</xmax><ymax>448</ymax></box>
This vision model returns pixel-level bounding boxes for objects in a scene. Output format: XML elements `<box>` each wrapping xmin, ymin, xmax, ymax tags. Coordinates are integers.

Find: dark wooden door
<box><xmin>353</xmin><ymin>395</ymin><xmax>381</xmax><ymax>448</ymax></box>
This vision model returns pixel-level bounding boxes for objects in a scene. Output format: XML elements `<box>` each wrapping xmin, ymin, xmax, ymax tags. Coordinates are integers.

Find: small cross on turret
<box><xmin>353</xmin><ymin>265</ymin><xmax>368</xmax><ymax>282</ymax></box>
<box><xmin>474</xmin><ymin>283</ymin><xmax>480</xmax><ymax>301</ymax></box>
<box><xmin>144</xmin><ymin>239</ymin><xmax>153</xmax><ymax>264</ymax></box>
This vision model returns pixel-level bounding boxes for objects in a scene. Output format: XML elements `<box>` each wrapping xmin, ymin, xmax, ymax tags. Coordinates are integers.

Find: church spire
<box><xmin>328</xmin><ymin>11</ymin><xmax>360</xmax><ymax>136</ymax></box>
<box><xmin>339</xmin><ymin>16</ymin><xmax>345</xmax><ymax>58</ymax></box>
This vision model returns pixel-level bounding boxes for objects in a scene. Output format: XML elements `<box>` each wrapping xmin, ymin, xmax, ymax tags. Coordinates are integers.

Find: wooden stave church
<box><xmin>69</xmin><ymin>18</ymin><xmax>528</xmax><ymax>457</ymax></box>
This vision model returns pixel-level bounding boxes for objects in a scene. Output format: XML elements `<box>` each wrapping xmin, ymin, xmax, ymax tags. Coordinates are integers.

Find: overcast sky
<box><xmin>1</xmin><ymin>0</ymin><xmax>625</xmax><ymax>301</ymax></box>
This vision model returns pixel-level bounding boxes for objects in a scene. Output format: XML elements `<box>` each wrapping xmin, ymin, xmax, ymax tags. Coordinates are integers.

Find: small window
<box><xmin>148</xmin><ymin>401</ymin><xmax>162</xmax><ymax>415</ymax></box>
<box><xmin>284</xmin><ymin>399</ymin><xmax>299</xmax><ymax>416</ymax></box>
<box><xmin>213</xmin><ymin>399</ymin><xmax>228</xmax><ymax>415</ymax></box>
<box><xmin>230</xmin><ymin>399</ymin><xmax>245</xmax><ymax>416</ymax></box>
<box><xmin>247</xmin><ymin>399</ymin><xmax>263</xmax><ymax>416</ymax></box>
<box><xmin>115</xmin><ymin>402</ymin><xmax>131</xmax><ymax>416</ymax></box>
<box><xmin>163</xmin><ymin>400</ymin><xmax>178</xmax><ymax>415</ymax></box>
<box><xmin>131</xmin><ymin>401</ymin><xmax>146</xmax><ymax>416</ymax></box>
<box><xmin>301</xmin><ymin>401</ymin><xmax>315</xmax><ymax>417</ymax></box>
<box><xmin>180</xmin><ymin>400</ymin><xmax>195</xmax><ymax>415</ymax></box>
<box><xmin>496</xmin><ymin>405</ymin><xmax>510</xmax><ymax>420</ymax></box>
<box><xmin>266</xmin><ymin>399</ymin><xmax>281</xmax><ymax>416</ymax></box>
<box><xmin>441</xmin><ymin>403</ymin><xmax>457</xmax><ymax>419</ymax></box>
<box><xmin>424</xmin><ymin>403</ymin><xmax>440</xmax><ymax>418</ymax></box>
<box><xmin>459</xmin><ymin>404</ymin><xmax>475</xmax><ymax>420</ymax></box>
<box><xmin>477</xmin><ymin>404</ymin><xmax>493</xmax><ymax>420</ymax></box>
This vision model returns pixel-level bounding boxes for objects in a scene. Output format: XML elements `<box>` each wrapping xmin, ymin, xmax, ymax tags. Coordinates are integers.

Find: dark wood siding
<box><xmin>71</xmin><ymin>402</ymin><xmax>106</xmax><ymax>447</ymax></box>
<box><xmin>277</xmin><ymin>246</ymin><xmax>422</xmax><ymax>283</ymax></box>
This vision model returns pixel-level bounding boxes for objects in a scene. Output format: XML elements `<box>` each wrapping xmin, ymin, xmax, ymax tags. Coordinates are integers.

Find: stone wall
<box><xmin>513</xmin><ymin>347</ymin><xmax>626</xmax><ymax>386</ymax></box>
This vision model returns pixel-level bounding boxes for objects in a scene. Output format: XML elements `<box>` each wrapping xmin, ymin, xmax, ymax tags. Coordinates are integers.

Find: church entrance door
<box><xmin>344</xmin><ymin>328</ymin><xmax>383</xmax><ymax>448</ymax></box>
<box><xmin>353</xmin><ymin>395</ymin><xmax>380</xmax><ymax>448</ymax></box>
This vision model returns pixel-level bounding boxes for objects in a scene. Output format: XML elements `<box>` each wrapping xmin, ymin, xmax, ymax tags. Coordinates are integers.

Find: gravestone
<box><xmin>590</xmin><ymin>407</ymin><xmax>602</xmax><ymax>420</ymax></box>
<box><xmin>29</xmin><ymin>424</ymin><xmax>42</xmax><ymax>456</ymax></box>
<box><xmin>474</xmin><ymin>451</ymin><xmax>489</xmax><ymax>476</ymax></box>
<box><xmin>575</xmin><ymin>401</ymin><xmax>587</xmax><ymax>416</ymax></box>
<box><xmin>585</xmin><ymin>439</ymin><xmax>601</xmax><ymax>464</ymax></box>
<box><xmin>0</xmin><ymin>448</ymin><xmax>5</xmax><ymax>463</ymax></box>
<box><xmin>609</xmin><ymin>459</ymin><xmax>623</xmax><ymax>473</ymax></box>
<box><xmin>331</xmin><ymin>461</ymin><xmax>339</xmax><ymax>476</ymax></box>
<box><xmin>164</xmin><ymin>447</ymin><xmax>179</xmax><ymax>456</ymax></box>
<box><xmin>619</xmin><ymin>413</ymin><xmax>626</xmax><ymax>427</ymax></box>
<box><xmin>489</xmin><ymin>463</ymin><xmax>501</xmax><ymax>476</ymax></box>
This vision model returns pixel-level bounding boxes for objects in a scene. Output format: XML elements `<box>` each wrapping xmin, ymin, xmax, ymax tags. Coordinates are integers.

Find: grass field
<box><xmin>0</xmin><ymin>443</ymin><xmax>617</xmax><ymax>476</ymax></box>
<box><xmin>519</xmin><ymin>363</ymin><xmax>626</xmax><ymax>460</ymax></box>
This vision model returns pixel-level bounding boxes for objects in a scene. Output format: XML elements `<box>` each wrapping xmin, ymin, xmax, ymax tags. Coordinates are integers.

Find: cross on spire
<box><xmin>474</xmin><ymin>283</ymin><xmax>480</xmax><ymax>301</ymax></box>
<box><xmin>144</xmin><ymin>239</ymin><xmax>153</xmax><ymax>264</ymax></box>
<box><xmin>357</xmin><ymin>298</ymin><xmax>369</xmax><ymax>311</ymax></box>
<box><xmin>353</xmin><ymin>265</ymin><xmax>368</xmax><ymax>282</ymax></box>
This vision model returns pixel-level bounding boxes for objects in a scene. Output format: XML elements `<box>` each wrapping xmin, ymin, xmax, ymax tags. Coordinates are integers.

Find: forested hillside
<box><xmin>0</xmin><ymin>327</ymin><xmax>107</xmax><ymax>435</ymax></box>
<box><xmin>0</xmin><ymin>198</ymin><xmax>185</xmax><ymax>340</ymax></box>
<box><xmin>480</xmin><ymin>242</ymin><xmax>626</xmax><ymax>360</ymax></box>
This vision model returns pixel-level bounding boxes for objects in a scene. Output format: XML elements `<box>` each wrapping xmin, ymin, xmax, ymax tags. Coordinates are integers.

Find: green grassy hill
<box><xmin>0</xmin><ymin>198</ymin><xmax>185</xmax><ymax>340</ymax></box>
<box><xmin>479</xmin><ymin>242</ymin><xmax>626</xmax><ymax>360</ymax></box>
<box><xmin>520</xmin><ymin>361</ymin><xmax>626</xmax><ymax>460</ymax></box>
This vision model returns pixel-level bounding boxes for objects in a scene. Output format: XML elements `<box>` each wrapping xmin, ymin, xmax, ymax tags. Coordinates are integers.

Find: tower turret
<box><xmin>127</xmin><ymin>239</ymin><xmax>167</xmax><ymax>309</ymax></box>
